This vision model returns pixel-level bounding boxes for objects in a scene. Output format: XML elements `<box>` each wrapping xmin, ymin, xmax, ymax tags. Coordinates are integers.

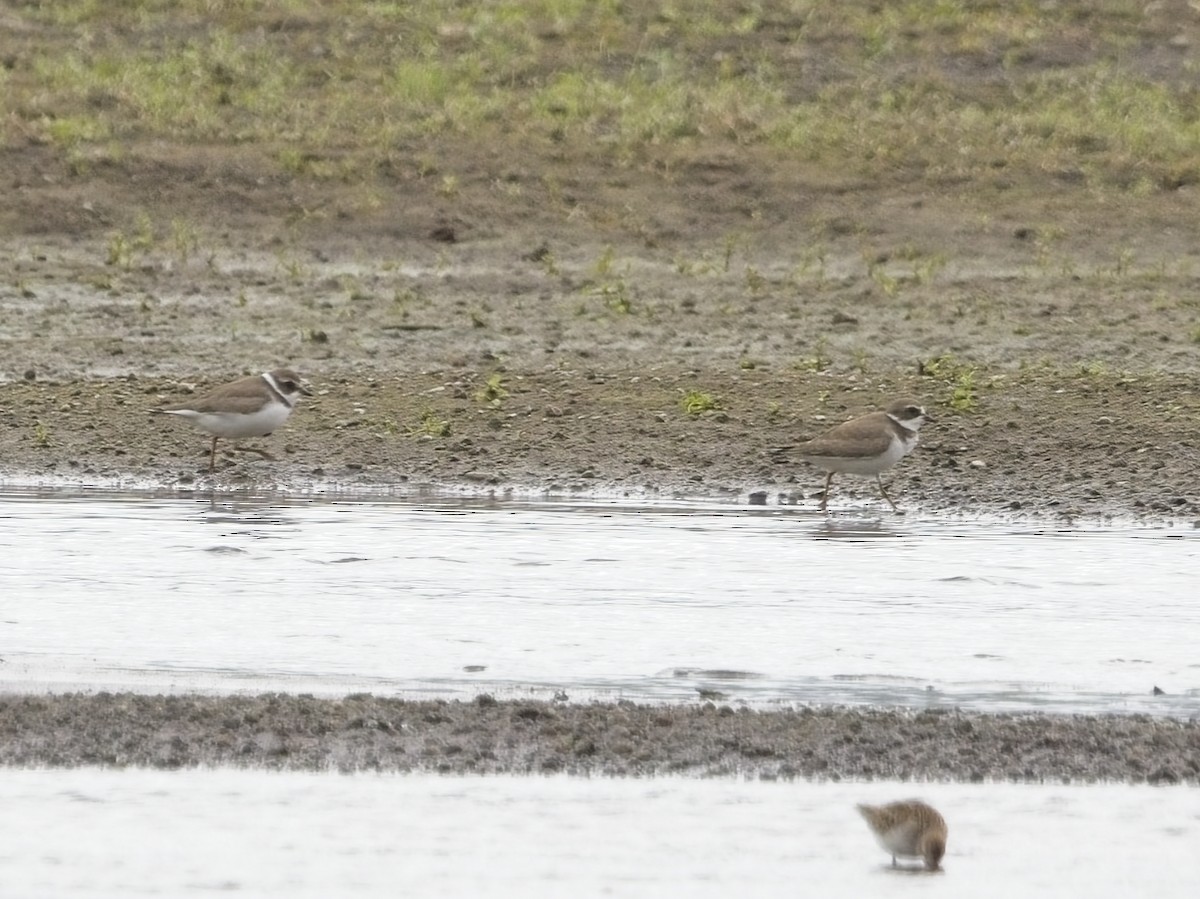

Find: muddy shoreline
<box><xmin>1</xmin><ymin>693</ymin><xmax>1195</xmax><ymax>783</ymax></box>
<box><xmin>2</xmin><ymin>225</ymin><xmax>1200</xmax><ymax>523</ymax></box>
<box><xmin>3</xmin><ymin>363</ymin><xmax>1200</xmax><ymax>523</ymax></box>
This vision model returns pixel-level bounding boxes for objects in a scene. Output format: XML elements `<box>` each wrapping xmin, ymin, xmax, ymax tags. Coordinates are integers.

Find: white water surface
<box><xmin>0</xmin><ymin>488</ymin><xmax>1197</xmax><ymax>717</ymax></box>
<box><xmin>0</xmin><ymin>770</ymin><xmax>1195</xmax><ymax>898</ymax></box>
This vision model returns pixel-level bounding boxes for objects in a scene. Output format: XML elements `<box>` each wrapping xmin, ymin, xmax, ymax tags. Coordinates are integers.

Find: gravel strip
<box><xmin>2</xmin><ymin>693</ymin><xmax>1196</xmax><ymax>783</ymax></box>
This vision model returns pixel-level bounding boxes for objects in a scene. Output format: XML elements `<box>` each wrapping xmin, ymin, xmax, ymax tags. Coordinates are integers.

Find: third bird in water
<box><xmin>856</xmin><ymin>800</ymin><xmax>948</xmax><ymax>871</ymax></box>
<box><xmin>796</xmin><ymin>399</ymin><xmax>933</xmax><ymax>513</ymax></box>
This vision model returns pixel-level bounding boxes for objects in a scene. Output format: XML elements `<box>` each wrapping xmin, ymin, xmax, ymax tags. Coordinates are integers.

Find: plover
<box><xmin>152</xmin><ymin>368</ymin><xmax>311</xmax><ymax>471</ymax></box>
<box><xmin>857</xmin><ymin>799</ymin><xmax>948</xmax><ymax>871</ymax></box>
<box><xmin>796</xmin><ymin>399</ymin><xmax>933</xmax><ymax>512</ymax></box>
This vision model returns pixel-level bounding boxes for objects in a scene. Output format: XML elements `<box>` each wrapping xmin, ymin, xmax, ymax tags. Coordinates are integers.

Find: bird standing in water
<box><xmin>856</xmin><ymin>800</ymin><xmax>948</xmax><ymax>871</ymax></box>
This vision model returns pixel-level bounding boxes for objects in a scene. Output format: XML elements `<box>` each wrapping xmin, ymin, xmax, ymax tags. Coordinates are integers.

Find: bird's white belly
<box><xmin>808</xmin><ymin>434</ymin><xmax>915</xmax><ymax>475</ymax></box>
<box><xmin>170</xmin><ymin>404</ymin><xmax>291</xmax><ymax>439</ymax></box>
<box><xmin>876</xmin><ymin>826</ymin><xmax>919</xmax><ymax>858</ymax></box>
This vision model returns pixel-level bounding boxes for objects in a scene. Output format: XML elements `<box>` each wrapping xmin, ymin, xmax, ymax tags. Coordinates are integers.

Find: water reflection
<box><xmin>807</xmin><ymin>516</ymin><xmax>905</xmax><ymax>540</ymax></box>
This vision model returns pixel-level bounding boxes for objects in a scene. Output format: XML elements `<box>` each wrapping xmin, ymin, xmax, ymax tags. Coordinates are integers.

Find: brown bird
<box><xmin>796</xmin><ymin>399</ymin><xmax>933</xmax><ymax>512</ymax></box>
<box><xmin>152</xmin><ymin>368</ymin><xmax>311</xmax><ymax>471</ymax></box>
<box><xmin>856</xmin><ymin>799</ymin><xmax>948</xmax><ymax>871</ymax></box>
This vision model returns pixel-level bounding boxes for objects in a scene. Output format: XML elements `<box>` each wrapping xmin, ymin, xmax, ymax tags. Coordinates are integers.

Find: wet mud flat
<box><xmin>1</xmin><ymin>693</ymin><xmax>1195</xmax><ymax>784</ymax></box>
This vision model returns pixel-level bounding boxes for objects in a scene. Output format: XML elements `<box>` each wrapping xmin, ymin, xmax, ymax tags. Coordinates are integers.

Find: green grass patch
<box><xmin>680</xmin><ymin>389</ymin><xmax>720</xmax><ymax>415</ymax></box>
<box><xmin>33</xmin><ymin>420</ymin><xmax>52</xmax><ymax>447</ymax></box>
<box><xmin>412</xmin><ymin>408</ymin><xmax>452</xmax><ymax>438</ymax></box>
<box><xmin>475</xmin><ymin>373</ymin><xmax>509</xmax><ymax>405</ymax></box>
<box><xmin>5</xmin><ymin>1</ymin><xmax>1198</xmax><ymax>190</ymax></box>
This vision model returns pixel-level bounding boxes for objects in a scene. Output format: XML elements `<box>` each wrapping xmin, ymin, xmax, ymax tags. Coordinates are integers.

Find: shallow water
<box><xmin>1</xmin><ymin>488</ymin><xmax>1197</xmax><ymax>717</ymax></box>
<box><xmin>0</xmin><ymin>770</ymin><xmax>1195</xmax><ymax>898</ymax></box>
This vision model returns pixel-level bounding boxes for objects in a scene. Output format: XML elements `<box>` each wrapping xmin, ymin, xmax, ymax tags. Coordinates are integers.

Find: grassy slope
<box><xmin>4</xmin><ymin>1</ymin><xmax>1199</xmax><ymax>193</ymax></box>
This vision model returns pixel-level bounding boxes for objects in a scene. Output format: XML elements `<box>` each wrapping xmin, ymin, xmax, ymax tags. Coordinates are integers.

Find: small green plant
<box><xmin>279</xmin><ymin>148</ymin><xmax>306</xmax><ymax>174</ymax></box>
<box><xmin>919</xmin><ymin>353</ymin><xmax>979</xmax><ymax>412</ymax></box>
<box><xmin>170</xmin><ymin>219</ymin><xmax>200</xmax><ymax>264</ymax></box>
<box><xmin>1112</xmin><ymin>246</ymin><xmax>1136</xmax><ymax>278</ymax></box>
<box><xmin>791</xmin><ymin>245</ymin><xmax>828</xmax><ymax>286</ymax></box>
<box><xmin>358</xmin><ymin>415</ymin><xmax>401</xmax><ymax>436</ymax></box>
<box><xmin>588</xmin><ymin>278</ymin><xmax>633</xmax><ymax>314</ymax></box>
<box><xmin>722</xmin><ymin>233</ymin><xmax>741</xmax><ymax>273</ymax></box>
<box><xmin>33</xmin><ymin>420</ymin><xmax>51</xmax><ymax>447</ymax></box>
<box><xmin>593</xmin><ymin>245</ymin><xmax>617</xmax><ymax>278</ymax></box>
<box><xmin>132</xmin><ymin>211</ymin><xmax>155</xmax><ymax>251</ymax></box>
<box><xmin>866</xmin><ymin>256</ymin><xmax>899</xmax><ymax>296</ymax></box>
<box><xmin>1075</xmin><ymin>359</ymin><xmax>1110</xmax><ymax>379</ymax></box>
<box><xmin>493</xmin><ymin>176</ymin><xmax>523</xmax><ymax>198</ymax></box>
<box><xmin>412</xmin><ymin>407</ymin><xmax>452</xmax><ymax>438</ymax></box>
<box><xmin>106</xmin><ymin>232</ymin><xmax>131</xmax><ymax>268</ymax></box>
<box><xmin>1031</xmin><ymin>226</ymin><xmax>1070</xmax><ymax>276</ymax></box>
<box><xmin>106</xmin><ymin>228</ymin><xmax>139</xmax><ymax>267</ymax></box>
<box><xmin>475</xmin><ymin>373</ymin><xmax>508</xmax><ymax>405</ymax></box>
<box><xmin>743</xmin><ymin>266</ymin><xmax>767</xmax><ymax>295</ymax></box>
<box><xmin>680</xmin><ymin>389</ymin><xmax>720</xmax><ymax>415</ymax></box>
<box><xmin>274</xmin><ymin>254</ymin><xmax>309</xmax><ymax>282</ymax></box>
<box><xmin>536</xmin><ymin>249</ymin><xmax>559</xmax><ymax>276</ymax></box>
<box><xmin>919</xmin><ymin>353</ymin><xmax>965</xmax><ymax>380</ymax></box>
<box><xmin>796</xmin><ymin>337</ymin><xmax>831</xmax><ymax>373</ymax></box>
<box><xmin>342</xmin><ymin>275</ymin><xmax>371</xmax><ymax>302</ymax></box>
<box><xmin>947</xmin><ymin>368</ymin><xmax>977</xmax><ymax>412</ymax></box>
<box><xmin>44</xmin><ymin>115</ymin><xmax>107</xmax><ymax>151</ymax></box>
<box><xmin>910</xmin><ymin>254</ymin><xmax>947</xmax><ymax>285</ymax></box>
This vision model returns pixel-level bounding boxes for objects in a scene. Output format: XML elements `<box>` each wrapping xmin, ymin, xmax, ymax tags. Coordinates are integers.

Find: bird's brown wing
<box><xmin>798</xmin><ymin>411</ymin><xmax>894</xmax><ymax>459</ymax></box>
<box><xmin>163</xmin><ymin>375</ymin><xmax>267</xmax><ymax>414</ymax></box>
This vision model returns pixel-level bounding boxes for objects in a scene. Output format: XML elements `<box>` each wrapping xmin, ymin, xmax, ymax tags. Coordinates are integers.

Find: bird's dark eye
<box><xmin>907</xmin><ymin>406</ymin><xmax>921</xmax><ymax>416</ymax></box>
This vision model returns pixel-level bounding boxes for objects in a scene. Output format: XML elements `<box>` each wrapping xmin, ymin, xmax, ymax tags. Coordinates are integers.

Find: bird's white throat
<box><xmin>887</xmin><ymin>412</ymin><xmax>925</xmax><ymax>433</ymax></box>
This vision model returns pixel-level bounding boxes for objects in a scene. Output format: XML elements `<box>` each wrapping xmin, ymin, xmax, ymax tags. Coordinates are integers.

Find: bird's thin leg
<box><xmin>209</xmin><ymin>436</ymin><xmax>219</xmax><ymax>472</ymax></box>
<box><xmin>892</xmin><ymin>855</ymin><xmax>898</xmax><ymax>868</ymax></box>
<box><xmin>818</xmin><ymin>471</ymin><xmax>835</xmax><ymax>512</ymax></box>
<box><xmin>876</xmin><ymin>474</ymin><xmax>902</xmax><ymax>513</ymax></box>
